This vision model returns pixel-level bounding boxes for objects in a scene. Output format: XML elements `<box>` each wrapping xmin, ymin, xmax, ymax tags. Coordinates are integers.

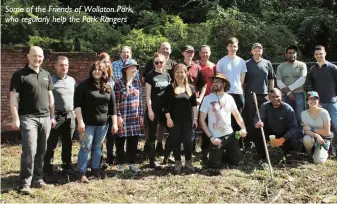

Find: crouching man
<box><xmin>253</xmin><ymin>88</ymin><xmax>303</xmax><ymax>160</ymax></box>
<box><xmin>199</xmin><ymin>73</ymin><xmax>247</xmax><ymax>168</ymax></box>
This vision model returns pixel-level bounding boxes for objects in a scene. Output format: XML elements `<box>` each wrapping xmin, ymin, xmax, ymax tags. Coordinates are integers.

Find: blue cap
<box><xmin>307</xmin><ymin>91</ymin><xmax>319</xmax><ymax>99</ymax></box>
<box><xmin>122</xmin><ymin>59</ymin><xmax>139</xmax><ymax>70</ymax></box>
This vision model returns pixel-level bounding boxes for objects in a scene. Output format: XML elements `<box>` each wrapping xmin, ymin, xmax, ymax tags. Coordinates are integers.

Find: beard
<box><xmin>212</xmin><ymin>84</ymin><xmax>223</xmax><ymax>92</ymax></box>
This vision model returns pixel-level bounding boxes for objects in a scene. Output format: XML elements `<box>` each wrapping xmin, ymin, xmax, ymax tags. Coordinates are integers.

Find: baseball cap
<box><xmin>307</xmin><ymin>91</ymin><xmax>319</xmax><ymax>99</ymax></box>
<box><xmin>252</xmin><ymin>43</ymin><xmax>263</xmax><ymax>49</ymax></box>
<box><xmin>182</xmin><ymin>45</ymin><xmax>195</xmax><ymax>52</ymax></box>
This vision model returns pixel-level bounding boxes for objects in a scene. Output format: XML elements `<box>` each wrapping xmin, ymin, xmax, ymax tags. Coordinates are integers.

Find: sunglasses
<box><xmin>154</xmin><ymin>61</ymin><xmax>164</xmax><ymax>65</ymax></box>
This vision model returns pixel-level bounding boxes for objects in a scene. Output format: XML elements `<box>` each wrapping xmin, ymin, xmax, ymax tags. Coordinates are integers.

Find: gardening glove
<box><xmin>270</xmin><ymin>137</ymin><xmax>285</xmax><ymax>147</ymax></box>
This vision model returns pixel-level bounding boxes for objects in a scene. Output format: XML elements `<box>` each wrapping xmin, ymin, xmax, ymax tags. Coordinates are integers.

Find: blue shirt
<box><xmin>112</xmin><ymin>59</ymin><xmax>140</xmax><ymax>81</ymax></box>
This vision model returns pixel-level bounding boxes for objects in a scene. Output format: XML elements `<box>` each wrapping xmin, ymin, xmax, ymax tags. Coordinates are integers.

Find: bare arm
<box><xmin>145</xmin><ymin>83</ymin><xmax>153</xmax><ymax>112</ymax></box>
<box><xmin>192</xmin><ymin>106</ymin><xmax>198</xmax><ymax>119</ymax></box>
<box><xmin>232</xmin><ymin>109</ymin><xmax>246</xmax><ymax>130</ymax></box>
<box><xmin>74</xmin><ymin>107</ymin><xmax>84</xmax><ymax>124</ymax></box>
<box><xmin>240</xmin><ymin>72</ymin><xmax>246</xmax><ymax>87</ymax></box>
<box><xmin>198</xmin><ymin>85</ymin><xmax>207</xmax><ymax>102</ymax></box>
<box><xmin>10</xmin><ymin>91</ymin><xmax>20</xmax><ymax>122</ymax></box>
<box><xmin>48</xmin><ymin>91</ymin><xmax>55</xmax><ymax>117</ymax></box>
<box><xmin>268</xmin><ymin>79</ymin><xmax>274</xmax><ymax>90</ymax></box>
<box><xmin>199</xmin><ymin>112</ymin><xmax>212</xmax><ymax>137</ymax></box>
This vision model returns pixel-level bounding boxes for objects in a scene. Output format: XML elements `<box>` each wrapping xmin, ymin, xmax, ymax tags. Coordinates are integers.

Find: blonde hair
<box><xmin>173</xmin><ymin>63</ymin><xmax>192</xmax><ymax>97</ymax></box>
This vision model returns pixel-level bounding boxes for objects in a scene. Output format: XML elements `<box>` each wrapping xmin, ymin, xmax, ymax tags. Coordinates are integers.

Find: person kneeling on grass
<box><xmin>253</xmin><ymin>88</ymin><xmax>303</xmax><ymax>160</ymax></box>
<box><xmin>302</xmin><ymin>91</ymin><xmax>333</xmax><ymax>164</ymax></box>
<box><xmin>114</xmin><ymin>59</ymin><xmax>144</xmax><ymax>173</ymax></box>
<box><xmin>199</xmin><ymin>73</ymin><xmax>247</xmax><ymax>168</ymax></box>
<box><xmin>162</xmin><ymin>63</ymin><xmax>198</xmax><ymax>174</ymax></box>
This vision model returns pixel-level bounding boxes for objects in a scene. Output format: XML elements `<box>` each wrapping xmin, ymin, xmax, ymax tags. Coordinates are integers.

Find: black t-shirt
<box><xmin>143</xmin><ymin>58</ymin><xmax>177</xmax><ymax>81</ymax></box>
<box><xmin>145</xmin><ymin>71</ymin><xmax>171</xmax><ymax>111</ymax></box>
<box><xmin>162</xmin><ymin>84</ymin><xmax>197</xmax><ymax>122</ymax></box>
<box><xmin>245</xmin><ymin>58</ymin><xmax>274</xmax><ymax>94</ymax></box>
<box><xmin>9</xmin><ymin>64</ymin><xmax>53</xmax><ymax>117</ymax></box>
<box><xmin>74</xmin><ymin>79</ymin><xmax>116</xmax><ymax>125</ymax></box>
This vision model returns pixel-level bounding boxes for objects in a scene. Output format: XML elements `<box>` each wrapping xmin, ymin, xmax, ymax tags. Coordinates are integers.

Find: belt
<box><xmin>55</xmin><ymin>110</ymin><xmax>72</xmax><ymax>116</ymax></box>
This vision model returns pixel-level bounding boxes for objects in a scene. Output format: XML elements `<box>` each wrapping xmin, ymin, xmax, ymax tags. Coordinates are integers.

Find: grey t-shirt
<box><xmin>301</xmin><ymin>109</ymin><xmax>331</xmax><ymax>136</ymax></box>
<box><xmin>245</xmin><ymin>58</ymin><xmax>274</xmax><ymax>94</ymax></box>
<box><xmin>52</xmin><ymin>75</ymin><xmax>76</xmax><ymax>112</ymax></box>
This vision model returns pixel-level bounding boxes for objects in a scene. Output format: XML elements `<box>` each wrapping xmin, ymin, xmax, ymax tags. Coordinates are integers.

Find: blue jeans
<box><xmin>282</xmin><ymin>92</ymin><xmax>305</xmax><ymax>126</ymax></box>
<box><xmin>76</xmin><ymin>125</ymin><xmax>108</xmax><ymax>173</ymax></box>
<box><xmin>322</xmin><ymin>102</ymin><xmax>337</xmax><ymax>153</ymax></box>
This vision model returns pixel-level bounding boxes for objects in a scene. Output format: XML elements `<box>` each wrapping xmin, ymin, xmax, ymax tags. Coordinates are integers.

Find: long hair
<box><xmin>89</xmin><ymin>61</ymin><xmax>112</xmax><ymax>93</ymax></box>
<box><xmin>121</xmin><ymin>66</ymin><xmax>136</xmax><ymax>92</ymax></box>
<box><xmin>173</xmin><ymin>63</ymin><xmax>192</xmax><ymax>97</ymax></box>
<box><xmin>99</xmin><ymin>52</ymin><xmax>114</xmax><ymax>80</ymax></box>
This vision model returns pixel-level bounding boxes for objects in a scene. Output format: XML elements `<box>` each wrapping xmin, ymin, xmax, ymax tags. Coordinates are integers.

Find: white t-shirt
<box><xmin>216</xmin><ymin>56</ymin><xmax>247</xmax><ymax>94</ymax></box>
<box><xmin>199</xmin><ymin>93</ymin><xmax>237</xmax><ymax>137</ymax></box>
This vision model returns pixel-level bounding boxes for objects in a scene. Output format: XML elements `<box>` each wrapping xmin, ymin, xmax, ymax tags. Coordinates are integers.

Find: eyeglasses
<box><xmin>154</xmin><ymin>61</ymin><xmax>164</xmax><ymax>65</ymax></box>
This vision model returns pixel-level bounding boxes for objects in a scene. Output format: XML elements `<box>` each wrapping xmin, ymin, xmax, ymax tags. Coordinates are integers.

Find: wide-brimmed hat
<box><xmin>122</xmin><ymin>59</ymin><xmax>139</xmax><ymax>70</ymax></box>
<box><xmin>210</xmin><ymin>73</ymin><xmax>231</xmax><ymax>92</ymax></box>
<box><xmin>307</xmin><ymin>91</ymin><xmax>319</xmax><ymax>99</ymax></box>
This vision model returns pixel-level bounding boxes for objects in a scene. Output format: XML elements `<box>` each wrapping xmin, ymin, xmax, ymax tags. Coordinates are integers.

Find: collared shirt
<box><xmin>114</xmin><ymin>79</ymin><xmax>144</xmax><ymax>137</ymax></box>
<box><xmin>112</xmin><ymin>59</ymin><xmax>140</xmax><ymax>81</ymax></box>
<box><xmin>305</xmin><ymin>61</ymin><xmax>337</xmax><ymax>103</ymax></box>
<box><xmin>52</xmin><ymin>75</ymin><xmax>76</xmax><ymax>112</ymax></box>
<box><xmin>10</xmin><ymin>64</ymin><xmax>53</xmax><ymax>117</ymax></box>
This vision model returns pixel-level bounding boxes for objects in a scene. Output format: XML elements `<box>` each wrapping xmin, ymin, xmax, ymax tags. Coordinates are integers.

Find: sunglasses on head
<box><xmin>154</xmin><ymin>61</ymin><xmax>164</xmax><ymax>65</ymax></box>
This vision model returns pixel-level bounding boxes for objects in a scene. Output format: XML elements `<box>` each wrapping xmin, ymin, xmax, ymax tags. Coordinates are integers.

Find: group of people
<box><xmin>9</xmin><ymin>37</ymin><xmax>336</xmax><ymax>194</ymax></box>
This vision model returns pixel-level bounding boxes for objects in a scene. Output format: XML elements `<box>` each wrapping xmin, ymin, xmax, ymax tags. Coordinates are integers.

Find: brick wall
<box><xmin>1</xmin><ymin>48</ymin><xmax>99</xmax><ymax>132</ymax></box>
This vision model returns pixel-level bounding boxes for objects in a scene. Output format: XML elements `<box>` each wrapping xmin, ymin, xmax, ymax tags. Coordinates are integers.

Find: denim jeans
<box><xmin>322</xmin><ymin>102</ymin><xmax>337</xmax><ymax>154</ymax></box>
<box><xmin>19</xmin><ymin>116</ymin><xmax>51</xmax><ymax>186</ymax></box>
<box><xmin>76</xmin><ymin>125</ymin><xmax>108</xmax><ymax>173</ymax></box>
<box><xmin>282</xmin><ymin>92</ymin><xmax>305</xmax><ymax>126</ymax></box>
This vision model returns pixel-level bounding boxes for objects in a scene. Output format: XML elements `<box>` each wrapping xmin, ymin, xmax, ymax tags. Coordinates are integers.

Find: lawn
<box><xmin>1</xmin><ymin>139</ymin><xmax>337</xmax><ymax>203</ymax></box>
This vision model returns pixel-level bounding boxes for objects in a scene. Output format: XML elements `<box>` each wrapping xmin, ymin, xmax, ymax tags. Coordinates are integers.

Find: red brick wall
<box><xmin>1</xmin><ymin>48</ymin><xmax>99</xmax><ymax>132</ymax></box>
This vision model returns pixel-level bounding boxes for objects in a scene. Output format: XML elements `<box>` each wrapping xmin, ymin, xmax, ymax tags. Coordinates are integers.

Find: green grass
<box><xmin>1</xmin><ymin>140</ymin><xmax>337</xmax><ymax>203</ymax></box>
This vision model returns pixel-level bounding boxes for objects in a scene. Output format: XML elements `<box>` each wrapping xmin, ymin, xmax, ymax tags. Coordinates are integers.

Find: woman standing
<box><xmin>114</xmin><ymin>59</ymin><xmax>144</xmax><ymax>173</ymax></box>
<box><xmin>99</xmin><ymin>52</ymin><xmax>117</xmax><ymax>165</ymax></box>
<box><xmin>145</xmin><ymin>53</ymin><xmax>171</xmax><ymax>169</ymax></box>
<box><xmin>74</xmin><ymin>62</ymin><xmax>118</xmax><ymax>183</ymax></box>
<box><xmin>302</xmin><ymin>91</ymin><xmax>332</xmax><ymax>164</ymax></box>
<box><xmin>163</xmin><ymin>64</ymin><xmax>198</xmax><ymax>174</ymax></box>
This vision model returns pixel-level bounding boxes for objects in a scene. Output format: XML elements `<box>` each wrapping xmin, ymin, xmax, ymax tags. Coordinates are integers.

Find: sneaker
<box><xmin>185</xmin><ymin>160</ymin><xmax>195</xmax><ymax>172</ymax></box>
<box><xmin>18</xmin><ymin>185</ymin><xmax>31</xmax><ymax>195</ymax></box>
<box><xmin>32</xmin><ymin>181</ymin><xmax>54</xmax><ymax>189</ymax></box>
<box><xmin>174</xmin><ymin>161</ymin><xmax>182</xmax><ymax>174</ymax></box>
<box><xmin>129</xmin><ymin>164</ymin><xmax>141</xmax><ymax>173</ymax></box>
<box><xmin>156</xmin><ymin>142</ymin><xmax>164</xmax><ymax>156</ymax></box>
<box><xmin>149</xmin><ymin>161</ymin><xmax>162</xmax><ymax>170</ymax></box>
<box><xmin>119</xmin><ymin>164</ymin><xmax>126</xmax><ymax>172</ymax></box>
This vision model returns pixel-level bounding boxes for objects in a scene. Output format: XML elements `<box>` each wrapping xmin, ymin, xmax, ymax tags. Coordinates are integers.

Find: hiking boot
<box><xmin>18</xmin><ymin>185</ymin><xmax>32</xmax><ymax>195</ymax></box>
<box><xmin>156</xmin><ymin>142</ymin><xmax>164</xmax><ymax>156</ymax></box>
<box><xmin>185</xmin><ymin>160</ymin><xmax>195</xmax><ymax>172</ymax></box>
<box><xmin>129</xmin><ymin>164</ymin><xmax>141</xmax><ymax>173</ymax></box>
<box><xmin>149</xmin><ymin>161</ymin><xmax>162</xmax><ymax>170</ymax></box>
<box><xmin>174</xmin><ymin>161</ymin><xmax>182</xmax><ymax>174</ymax></box>
<box><xmin>32</xmin><ymin>181</ymin><xmax>54</xmax><ymax>189</ymax></box>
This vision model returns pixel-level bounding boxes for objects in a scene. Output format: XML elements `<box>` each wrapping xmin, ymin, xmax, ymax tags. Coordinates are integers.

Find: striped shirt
<box><xmin>112</xmin><ymin>59</ymin><xmax>140</xmax><ymax>81</ymax></box>
<box><xmin>114</xmin><ymin>78</ymin><xmax>144</xmax><ymax>137</ymax></box>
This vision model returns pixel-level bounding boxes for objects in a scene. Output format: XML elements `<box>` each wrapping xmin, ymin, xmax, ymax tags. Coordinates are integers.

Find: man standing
<box><xmin>244</xmin><ymin>43</ymin><xmax>274</xmax><ymax>146</ymax></box>
<box><xmin>253</xmin><ymin>88</ymin><xmax>303</xmax><ymax>160</ymax></box>
<box><xmin>10</xmin><ymin>46</ymin><xmax>55</xmax><ymax>194</ymax></box>
<box><xmin>143</xmin><ymin>42</ymin><xmax>177</xmax><ymax>155</ymax></box>
<box><xmin>113</xmin><ymin>46</ymin><xmax>140</xmax><ymax>80</ymax></box>
<box><xmin>196</xmin><ymin>45</ymin><xmax>215</xmax><ymax>162</ymax></box>
<box><xmin>43</xmin><ymin>56</ymin><xmax>76</xmax><ymax>176</ymax></box>
<box><xmin>276</xmin><ymin>45</ymin><xmax>307</xmax><ymax>126</ymax></box>
<box><xmin>216</xmin><ymin>37</ymin><xmax>247</xmax><ymax>132</ymax></box>
<box><xmin>199</xmin><ymin>73</ymin><xmax>247</xmax><ymax>168</ymax></box>
<box><xmin>144</xmin><ymin>42</ymin><xmax>177</xmax><ymax>80</ymax></box>
<box><xmin>305</xmin><ymin>45</ymin><xmax>337</xmax><ymax>156</ymax></box>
